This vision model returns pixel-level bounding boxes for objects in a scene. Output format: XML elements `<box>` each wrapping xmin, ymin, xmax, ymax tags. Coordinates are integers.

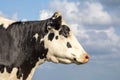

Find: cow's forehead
<box><xmin>45</xmin><ymin>25</ymin><xmax>71</xmax><ymax>42</ymax></box>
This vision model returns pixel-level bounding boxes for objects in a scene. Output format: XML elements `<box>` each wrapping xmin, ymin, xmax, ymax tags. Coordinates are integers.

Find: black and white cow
<box><xmin>0</xmin><ymin>12</ymin><xmax>89</xmax><ymax>80</ymax></box>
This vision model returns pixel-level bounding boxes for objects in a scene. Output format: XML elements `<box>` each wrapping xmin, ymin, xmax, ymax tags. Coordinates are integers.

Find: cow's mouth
<box><xmin>73</xmin><ymin>55</ymin><xmax>90</xmax><ymax>65</ymax></box>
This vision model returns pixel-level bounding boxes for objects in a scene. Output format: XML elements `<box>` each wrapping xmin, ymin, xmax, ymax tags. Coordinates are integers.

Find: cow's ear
<box><xmin>48</xmin><ymin>12</ymin><xmax>62</xmax><ymax>30</ymax></box>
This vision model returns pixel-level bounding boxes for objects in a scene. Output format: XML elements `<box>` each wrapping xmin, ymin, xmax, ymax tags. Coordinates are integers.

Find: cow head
<box><xmin>42</xmin><ymin>12</ymin><xmax>89</xmax><ymax>64</ymax></box>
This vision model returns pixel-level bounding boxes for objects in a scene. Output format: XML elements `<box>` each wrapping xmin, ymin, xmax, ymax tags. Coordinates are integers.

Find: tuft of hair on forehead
<box><xmin>52</xmin><ymin>12</ymin><xmax>68</xmax><ymax>26</ymax></box>
<box><xmin>52</xmin><ymin>12</ymin><xmax>62</xmax><ymax>19</ymax></box>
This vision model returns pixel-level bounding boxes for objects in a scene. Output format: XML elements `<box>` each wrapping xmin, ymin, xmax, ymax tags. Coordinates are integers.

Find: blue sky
<box><xmin>0</xmin><ymin>0</ymin><xmax>120</xmax><ymax>80</ymax></box>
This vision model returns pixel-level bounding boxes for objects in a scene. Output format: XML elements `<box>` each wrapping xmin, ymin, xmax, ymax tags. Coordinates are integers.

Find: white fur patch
<box><xmin>33</xmin><ymin>33</ymin><xmax>39</xmax><ymax>41</ymax></box>
<box><xmin>0</xmin><ymin>68</ymin><xmax>22</xmax><ymax>80</ymax></box>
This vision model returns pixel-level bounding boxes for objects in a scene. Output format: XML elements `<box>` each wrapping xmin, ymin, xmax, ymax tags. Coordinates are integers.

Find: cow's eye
<box><xmin>67</xmin><ymin>42</ymin><xmax>72</xmax><ymax>48</ymax></box>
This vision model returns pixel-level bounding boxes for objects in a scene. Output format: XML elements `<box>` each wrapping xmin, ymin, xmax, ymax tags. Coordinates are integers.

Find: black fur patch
<box><xmin>47</xmin><ymin>16</ymin><xmax>61</xmax><ymax>30</ymax></box>
<box><xmin>39</xmin><ymin>41</ymin><xmax>48</xmax><ymax>59</ymax></box>
<box><xmin>6</xmin><ymin>66</ymin><xmax>13</xmax><ymax>73</ymax></box>
<box><xmin>67</xmin><ymin>42</ymin><xmax>72</xmax><ymax>48</ymax></box>
<box><xmin>59</xmin><ymin>25</ymin><xmax>70</xmax><ymax>38</ymax></box>
<box><xmin>48</xmin><ymin>33</ymin><xmax>55</xmax><ymax>41</ymax></box>
<box><xmin>0</xmin><ymin>65</ymin><xmax>4</xmax><ymax>73</ymax></box>
<box><xmin>0</xmin><ymin>65</ymin><xmax>13</xmax><ymax>73</ymax></box>
<box><xmin>55</xmin><ymin>36</ymin><xmax>59</xmax><ymax>40</ymax></box>
<box><xmin>17</xmin><ymin>68</ymin><xmax>22</xmax><ymax>79</ymax></box>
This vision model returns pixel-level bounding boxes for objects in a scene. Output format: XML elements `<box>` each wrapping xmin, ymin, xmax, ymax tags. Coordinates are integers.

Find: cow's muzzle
<box><xmin>74</xmin><ymin>53</ymin><xmax>90</xmax><ymax>64</ymax></box>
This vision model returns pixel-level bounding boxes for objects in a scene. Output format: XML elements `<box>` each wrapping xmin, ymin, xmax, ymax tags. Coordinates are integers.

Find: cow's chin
<box><xmin>57</xmin><ymin>58</ymin><xmax>73</xmax><ymax>64</ymax></box>
<box><xmin>47</xmin><ymin>57</ymin><xmax>87</xmax><ymax>65</ymax></box>
<box><xmin>57</xmin><ymin>58</ymin><xmax>88</xmax><ymax>65</ymax></box>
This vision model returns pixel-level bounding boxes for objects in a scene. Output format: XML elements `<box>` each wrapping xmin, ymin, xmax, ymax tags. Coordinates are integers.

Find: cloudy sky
<box><xmin>0</xmin><ymin>0</ymin><xmax>120</xmax><ymax>80</ymax></box>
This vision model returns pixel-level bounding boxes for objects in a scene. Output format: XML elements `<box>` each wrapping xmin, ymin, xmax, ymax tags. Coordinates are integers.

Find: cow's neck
<box><xmin>0</xmin><ymin>21</ymin><xmax>49</xmax><ymax>80</ymax></box>
<box><xmin>26</xmin><ymin>59</ymin><xmax>45</xmax><ymax>80</ymax></box>
<box><xmin>15</xmin><ymin>21</ymin><xmax>48</xmax><ymax>80</ymax></box>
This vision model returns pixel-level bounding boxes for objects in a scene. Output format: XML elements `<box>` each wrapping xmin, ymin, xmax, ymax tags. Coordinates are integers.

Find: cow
<box><xmin>0</xmin><ymin>12</ymin><xmax>89</xmax><ymax>80</ymax></box>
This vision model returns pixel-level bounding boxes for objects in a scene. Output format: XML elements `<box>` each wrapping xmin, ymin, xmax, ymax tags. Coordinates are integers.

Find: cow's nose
<box><xmin>84</xmin><ymin>55</ymin><xmax>89</xmax><ymax>63</ymax></box>
<box><xmin>85</xmin><ymin>55</ymin><xmax>89</xmax><ymax>60</ymax></box>
<box><xmin>75</xmin><ymin>54</ymin><xmax>90</xmax><ymax>64</ymax></box>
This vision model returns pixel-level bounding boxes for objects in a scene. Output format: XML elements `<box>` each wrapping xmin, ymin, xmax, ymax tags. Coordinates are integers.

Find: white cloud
<box><xmin>79</xmin><ymin>27</ymin><xmax>120</xmax><ymax>62</ymax></box>
<box><xmin>81</xmin><ymin>27</ymin><xmax>120</xmax><ymax>46</ymax></box>
<box><xmin>11</xmin><ymin>12</ymin><xmax>18</xmax><ymax>20</ymax></box>
<box><xmin>0</xmin><ymin>11</ymin><xmax>4</xmax><ymax>16</ymax></box>
<box><xmin>39</xmin><ymin>10</ymin><xmax>53</xmax><ymax>20</ymax></box>
<box><xmin>80</xmin><ymin>2</ymin><xmax>112</xmax><ymax>25</ymax></box>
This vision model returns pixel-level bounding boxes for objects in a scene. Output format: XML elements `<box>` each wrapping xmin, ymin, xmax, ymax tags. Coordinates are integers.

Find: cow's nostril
<box><xmin>85</xmin><ymin>55</ymin><xmax>89</xmax><ymax>59</ymax></box>
<box><xmin>73</xmin><ymin>58</ymin><xmax>76</xmax><ymax>61</ymax></box>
